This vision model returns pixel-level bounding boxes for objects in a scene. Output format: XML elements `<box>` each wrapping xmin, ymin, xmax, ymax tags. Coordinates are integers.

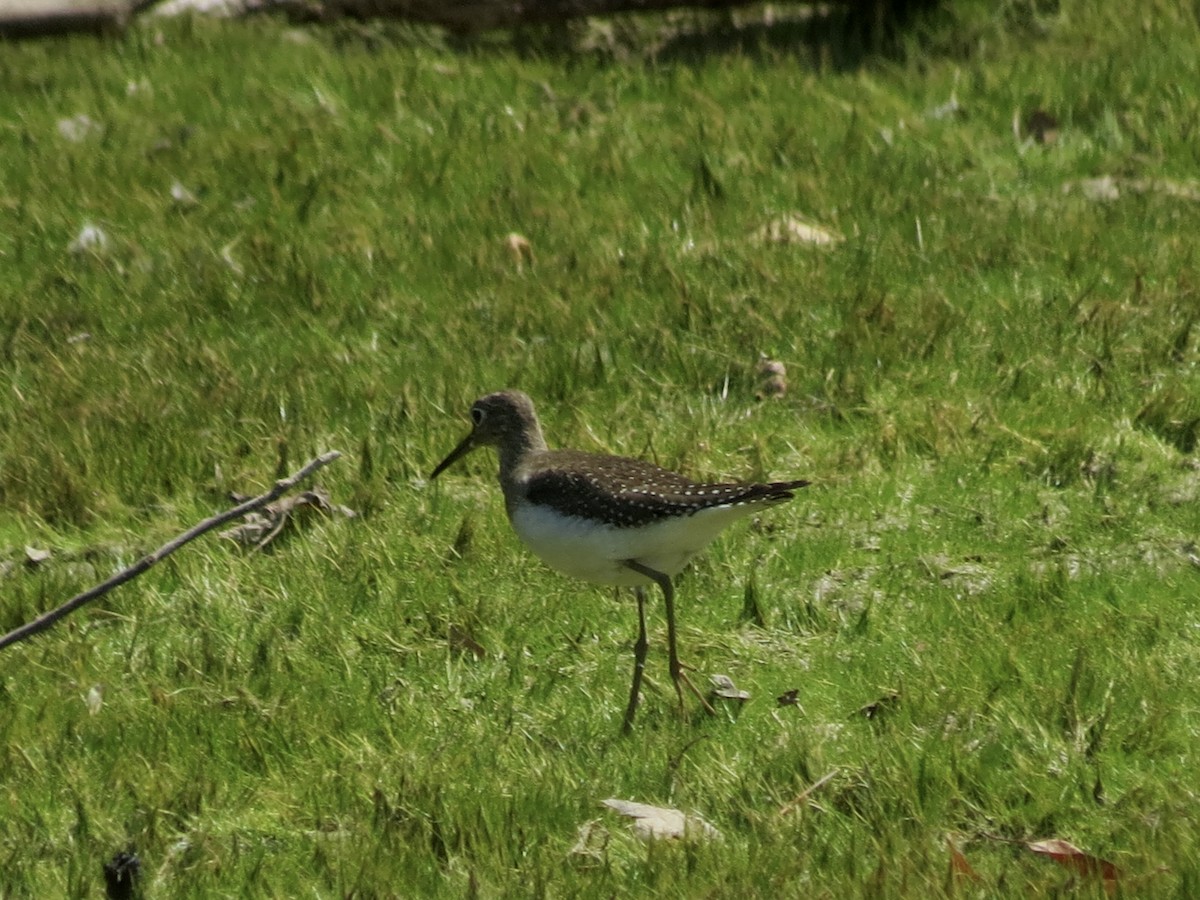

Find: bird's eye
<box><xmin>471</xmin><ymin>408</ymin><xmax>485</xmax><ymax>426</ymax></box>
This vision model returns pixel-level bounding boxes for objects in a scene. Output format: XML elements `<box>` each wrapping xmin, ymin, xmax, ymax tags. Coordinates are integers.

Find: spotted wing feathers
<box><xmin>524</xmin><ymin>451</ymin><xmax>809</xmax><ymax>528</ymax></box>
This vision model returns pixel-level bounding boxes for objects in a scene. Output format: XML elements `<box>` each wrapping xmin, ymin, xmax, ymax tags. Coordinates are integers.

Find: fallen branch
<box><xmin>0</xmin><ymin>450</ymin><xmax>342</xmax><ymax>653</ymax></box>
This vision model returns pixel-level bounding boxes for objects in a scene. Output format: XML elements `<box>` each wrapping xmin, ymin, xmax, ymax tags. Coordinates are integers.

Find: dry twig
<box><xmin>776</xmin><ymin>769</ymin><xmax>839</xmax><ymax>818</ymax></box>
<box><xmin>0</xmin><ymin>450</ymin><xmax>342</xmax><ymax>652</ymax></box>
<box><xmin>220</xmin><ymin>486</ymin><xmax>355</xmax><ymax>551</ymax></box>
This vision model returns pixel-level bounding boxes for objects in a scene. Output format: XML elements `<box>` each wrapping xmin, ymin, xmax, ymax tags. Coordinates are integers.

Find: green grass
<box><xmin>3</xmin><ymin>0</ymin><xmax>1200</xmax><ymax>894</ymax></box>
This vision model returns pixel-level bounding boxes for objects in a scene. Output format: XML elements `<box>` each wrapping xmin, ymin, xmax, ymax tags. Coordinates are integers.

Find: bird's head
<box><xmin>430</xmin><ymin>390</ymin><xmax>542</xmax><ymax>479</ymax></box>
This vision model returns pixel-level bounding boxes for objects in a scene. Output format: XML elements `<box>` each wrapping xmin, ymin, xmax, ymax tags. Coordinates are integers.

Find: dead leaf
<box><xmin>1025</xmin><ymin>109</ymin><xmax>1059</xmax><ymax>145</ymax></box>
<box><xmin>220</xmin><ymin>239</ymin><xmax>244</xmax><ymax>275</ymax></box>
<box><xmin>947</xmin><ymin>836</ymin><xmax>982</xmax><ymax>883</ymax></box>
<box><xmin>24</xmin><ymin>546</ymin><xmax>51</xmax><ymax>567</ymax></box>
<box><xmin>925</xmin><ymin>94</ymin><xmax>963</xmax><ymax>121</ymax></box>
<box><xmin>602</xmin><ymin>798</ymin><xmax>721</xmax><ymax>842</ymax></box>
<box><xmin>1063</xmin><ymin>176</ymin><xmax>1200</xmax><ymax>204</ymax></box>
<box><xmin>220</xmin><ymin>487</ymin><xmax>355</xmax><ymax>550</ymax></box>
<box><xmin>1063</xmin><ymin>176</ymin><xmax>1121</xmax><ymax>202</ymax></box>
<box><xmin>504</xmin><ymin>232</ymin><xmax>533</xmax><ymax>268</ymax></box>
<box><xmin>756</xmin><ymin>357</ymin><xmax>787</xmax><ymax>399</ymax></box>
<box><xmin>752</xmin><ymin>214</ymin><xmax>843</xmax><ymax>248</ymax></box>
<box><xmin>568</xmin><ymin>819</ymin><xmax>609</xmax><ymax>866</ymax></box>
<box><xmin>85</xmin><ymin>684</ymin><xmax>104</xmax><ymax>715</ymax></box>
<box><xmin>57</xmin><ymin>113</ymin><xmax>102</xmax><ymax>142</ymax></box>
<box><xmin>776</xmin><ymin>688</ymin><xmax>801</xmax><ymax>707</ymax></box>
<box><xmin>448</xmin><ymin>624</ymin><xmax>486</xmax><ymax>660</ymax></box>
<box><xmin>856</xmin><ymin>691</ymin><xmax>900</xmax><ymax>721</ymax></box>
<box><xmin>220</xmin><ymin>512</ymin><xmax>274</xmax><ymax>547</ymax></box>
<box><xmin>1127</xmin><ymin>178</ymin><xmax>1200</xmax><ymax>202</ymax></box>
<box><xmin>709</xmin><ymin>673</ymin><xmax>750</xmax><ymax>702</ymax></box>
<box><xmin>1026</xmin><ymin>838</ymin><xmax>1120</xmax><ymax>887</ymax></box>
<box><xmin>68</xmin><ymin>223</ymin><xmax>109</xmax><ymax>255</ymax></box>
<box><xmin>170</xmin><ymin>180</ymin><xmax>199</xmax><ymax>208</ymax></box>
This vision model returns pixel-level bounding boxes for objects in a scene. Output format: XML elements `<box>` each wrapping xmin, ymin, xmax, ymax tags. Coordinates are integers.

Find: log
<box><xmin>297</xmin><ymin>0</ymin><xmax>791</xmax><ymax>33</ymax></box>
<box><xmin>0</xmin><ymin>0</ymin><xmax>136</xmax><ymax>35</ymax></box>
<box><xmin>170</xmin><ymin>0</ymin><xmax>898</xmax><ymax>34</ymax></box>
<box><xmin>3</xmin><ymin>0</ymin><xmax>927</xmax><ymax>51</ymax></box>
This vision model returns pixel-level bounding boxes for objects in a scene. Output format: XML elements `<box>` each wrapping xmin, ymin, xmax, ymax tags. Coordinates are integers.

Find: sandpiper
<box><xmin>431</xmin><ymin>389</ymin><xmax>809</xmax><ymax>732</ymax></box>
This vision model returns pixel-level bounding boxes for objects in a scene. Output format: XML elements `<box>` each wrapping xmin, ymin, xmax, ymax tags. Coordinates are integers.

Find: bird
<box><xmin>430</xmin><ymin>389</ymin><xmax>809</xmax><ymax>732</ymax></box>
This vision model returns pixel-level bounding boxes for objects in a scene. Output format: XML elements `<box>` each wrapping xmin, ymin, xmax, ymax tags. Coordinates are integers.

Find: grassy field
<box><xmin>3</xmin><ymin>0</ymin><xmax>1200</xmax><ymax>894</ymax></box>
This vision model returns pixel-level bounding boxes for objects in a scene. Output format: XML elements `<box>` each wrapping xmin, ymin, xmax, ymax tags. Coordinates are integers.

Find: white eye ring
<box><xmin>471</xmin><ymin>408</ymin><xmax>485</xmax><ymax>426</ymax></box>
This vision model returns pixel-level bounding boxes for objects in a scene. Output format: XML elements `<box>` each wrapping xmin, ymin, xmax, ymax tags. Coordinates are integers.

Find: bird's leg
<box><xmin>622</xmin><ymin>587</ymin><xmax>649</xmax><ymax>735</ymax></box>
<box><xmin>623</xmin><ymin>560</ymin><xmax>716</xmax><ymax>718</ymax></box>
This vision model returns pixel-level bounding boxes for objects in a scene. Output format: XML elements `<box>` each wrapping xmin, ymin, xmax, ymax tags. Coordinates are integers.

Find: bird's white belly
<box><xmin>509</xmin><ymin>503</ymin><xmax>752</xmax><ymax>587</ymax></box>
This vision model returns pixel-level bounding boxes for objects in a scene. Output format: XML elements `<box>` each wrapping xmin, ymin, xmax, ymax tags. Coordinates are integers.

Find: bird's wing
<box><xmin>524</xmin><ymin>451</ymin><xmax>807</xmax><ymax>527</ymax></box>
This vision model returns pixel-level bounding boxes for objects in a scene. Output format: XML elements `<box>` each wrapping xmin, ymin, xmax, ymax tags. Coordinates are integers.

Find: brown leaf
<box><xmin>776</xmin><ymin>689</ymin><xmax>801</xmax><ymax>707</ymax></box>
<box><xmin>1026</xmin><ymin>838</ymin><xmax>1120</xmax><ymax>887</ymax></box>
<box><xmin>755</xmin><ymin>357</ymin><xmax>788</xmax><ymax>399</ymax></box>
<box><xmin>448</xmin><ymin>624</ymin><xmax>486</xmax><ymax>660</ymax></box>
<box><xmin>857</xmin><ymin>691</ymin><xmax>900</xmax><ymax>720</ymax></box>
<box><xmin>1025</xmin><ymin>109</ymin><xmax>1060</xmax><ymax>145</ymax></box>
<box><xmin>602</xmin><ymin>798</ymin><xmax>721</xmax><ymax>842</ymax></box>
<box><xmin>947</xmin><ymin>836</ymin><xmax>982</xmax><ymax>883</ymax></box>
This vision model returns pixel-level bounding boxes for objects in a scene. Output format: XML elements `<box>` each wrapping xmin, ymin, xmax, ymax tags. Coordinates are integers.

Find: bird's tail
<box><xmin>754</xmin><ymin>479</ymin><xmax>811</xmax><ymax>505</ymax></box>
